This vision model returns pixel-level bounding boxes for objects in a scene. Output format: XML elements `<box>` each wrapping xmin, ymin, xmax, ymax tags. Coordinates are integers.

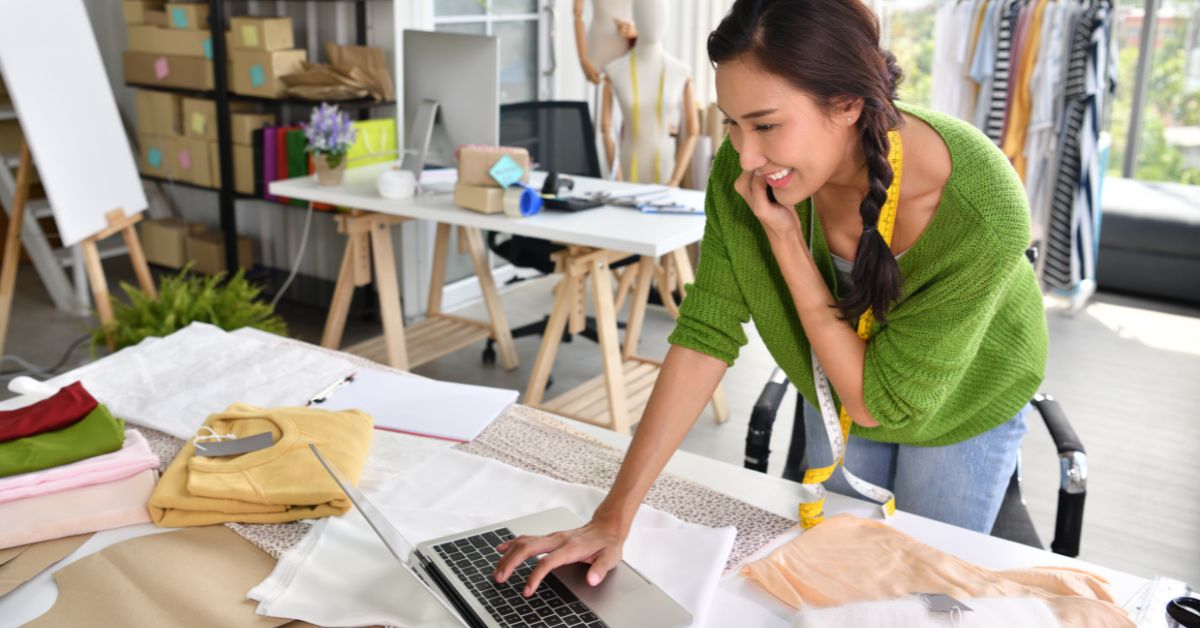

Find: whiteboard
<box><xmin>0</xmin><ymin>0</ymin><xmax>147</xmax><ymax>247</ymax></box>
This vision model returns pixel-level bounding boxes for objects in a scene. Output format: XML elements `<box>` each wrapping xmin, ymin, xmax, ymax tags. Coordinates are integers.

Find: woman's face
<box><xmin>715</xmin><ymin>57</ymin><xmax>859</xmax><ymax>208</ymax></box>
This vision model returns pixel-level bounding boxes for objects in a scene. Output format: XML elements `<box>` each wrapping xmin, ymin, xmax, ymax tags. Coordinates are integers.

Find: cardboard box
<box><xmin>188</xmin><ymin>231</ymin><xmax>252</xmax><ymax>275</ymax></box>
<box><xmin>229</xmin><ymin>17</ymin><xmax>294</xmax><ymax>51</ymax></box>
<box><xmin>209</xmin><ymin>141</ymin><xmax>256</xmax><ymax>194</ymax></box>
<box><xmin>181</xmin><ymin>97</ymin><xmax>255</xmax><ymax>141</ymax></box>
<box><xmin>137</xmin><ymin>133</ymin><xmax>176</xmax><ymax>179</ymax></box>
<box><xmin>456</xmin><ymin>146</ymin><xmax>532</xmax><ymax>188</ymax></box>
<box><xmin>138</xmin><ymin>218</ymin><xmax>206</xmax><ymax>268</ymax></box>
<box><xmin>168</xmin><ymin>137</ymin><xmax>212</xmax><ymax>187</ymax></box>
<box><xmin>453</xmin><ymin>183</ymin><xmax>507</xmax><ymax>214</ymax></box>
<box><xmin>134</xmin><ymin>88</ymin><xmax>183</xmax><ymax>137</ymax></box>
<box><xmin>230</xmin><ymin>112</ymin><xmax>276</xmax><ymax>145</ymax></box>
<box><xmin>122</xmin><ymin>1</ymin><xmax>165</xmax><ymax>24</ymax></box>
<box><xmin>229</xmin><ymin>49</ymin><xmax>306</xmax><ymax>98</ymax></box>
<box><xmin>124</xmin><ymin>51</ymin><xmax>214</xmax><ymax>90</ymax></box>
<box><xmin>165</xmin><ymin>2</ymin><xmax>208</xmax><ymax>30</ymax></box>
<box><xmin>127</xmin><ymin>24</ymin><xmax>213</xmax><ymax>58</ymax></box>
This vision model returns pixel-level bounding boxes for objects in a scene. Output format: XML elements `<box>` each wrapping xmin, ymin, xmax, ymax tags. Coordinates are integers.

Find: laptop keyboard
<box><xmin>432</xmin><ymin>527</ymin><xmax>609</xmax><ymax>628</ymax></box>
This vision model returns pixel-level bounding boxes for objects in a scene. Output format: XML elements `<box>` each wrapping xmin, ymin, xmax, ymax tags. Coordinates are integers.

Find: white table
<box><xmin>270</xmin><ymin>164</ymin><xmax>729</xmax><ymax>435</ymax></box>
<box><xmin>0</xmin><ymin>329</ymin><xmax>1151</xmax><ymax>627</ymax></box>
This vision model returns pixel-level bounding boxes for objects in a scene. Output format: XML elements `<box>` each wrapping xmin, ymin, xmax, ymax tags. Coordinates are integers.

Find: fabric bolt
<box><xmin>800</xmin><ymin>402</ymin><xmax>1030</xmax><ymax>534</ymax></box>
<box><xmin>24</xmin><ymin>526</ymin><xmax>294</xmax><ymax>628</ymax></box>
<box><xmin>0</xmin><ymin>404</ymin><xmax>125</xmax><ymax>479</ymax></box>
<box><xmin>248</xmin><ymin>447</ymin><xmax>735</xmax><ymax>628</ymax></box>
<box><xmin>791</xmin><ymin>596</ymin><xmax>1059</xmax><ymax>628</ymax></box>
<box><xmin>0</xmin><ymin>381</ymin><xmax>97</xmax><ymax>444</ymax></box>
<box><xmin>0</xmin><ymin>468</ymin><xmax>156</xmax><ymax>550</ymax></box>
<box><xmin>742</xmin><ymin>515</ymin><xmax>1134</xmax><ymax>628</ymax></box>
<box><xmin>34</xmin><ymin>323</ymin><xmax>356</xmax><ymax>440</ymax></box>
<box><xmin>0</xmin><ymin>429</ymin><xmax>158</xmax><ymax>505</ymax></box>
<box><xmin>149</xmin><ymin>403</ymin><xmax>373</xmax><ymax>527</ymax></box>
<box><xmin>668</xmin><ymin>102</ymin><xmax>1048</xmax><ymax>447</ymax></box>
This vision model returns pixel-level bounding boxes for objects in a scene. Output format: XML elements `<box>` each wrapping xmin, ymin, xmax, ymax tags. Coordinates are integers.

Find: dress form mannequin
<box><xmin>573</xmin><ymin>0</ymin><xmax>636</xmax><ymax>84</ymax></box>
<box><xmin>600</xmin><ymin>0</ymin><xmax>698</xmax><ymax>187</ymax></box>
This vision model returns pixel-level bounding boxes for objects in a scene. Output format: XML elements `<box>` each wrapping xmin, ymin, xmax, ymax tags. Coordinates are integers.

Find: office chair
<box><xmin>481</xmin><ymin>101</ymin><xmax>639</xmax><ymax>370</ymax></box>
<box><xmin>742</xmin><ymin>247</ymin><xmax>1088</xmax><ymax>557</ymax></box>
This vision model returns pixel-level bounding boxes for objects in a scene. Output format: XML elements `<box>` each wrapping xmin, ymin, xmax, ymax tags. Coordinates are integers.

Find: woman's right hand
<box><xmin>492</xmin><ymin>515</ymin><xmax>626</xmax><ymax>598</ymax></box>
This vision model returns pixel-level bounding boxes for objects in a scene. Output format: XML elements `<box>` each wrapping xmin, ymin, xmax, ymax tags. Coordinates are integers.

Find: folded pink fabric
<box><xmin>0</xmin><ymin>430</ymin><xmax>159</xmax><ymax>505</ymax></box>
<box><xmin>0</xmin><ymin>468</ymin><xmax>157</xmax><ymax>550</ymax></box>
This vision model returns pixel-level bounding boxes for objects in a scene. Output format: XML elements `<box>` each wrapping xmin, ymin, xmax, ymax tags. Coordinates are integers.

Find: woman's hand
<box><xmin>492</xmin><ymin>517</ymin><xmax>626</xmax><ymax>598</ymax></box>
<box><xmin>734</xmin><ymin>169</ymin><xmax>803</xmax><ymax>238</ymax></box>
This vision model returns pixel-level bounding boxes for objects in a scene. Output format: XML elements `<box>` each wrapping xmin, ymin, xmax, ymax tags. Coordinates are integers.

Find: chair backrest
<box><xmin>499</xmin><ymin>101</ymin><xmax>601</xmax><ymax>178</ymax></box>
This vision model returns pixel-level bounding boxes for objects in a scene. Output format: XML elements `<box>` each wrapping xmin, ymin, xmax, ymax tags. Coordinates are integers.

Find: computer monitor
<box><xmin>402</xmin><ymin>30</ymin><xmax>499</xmax><ymax>174</ymax></box>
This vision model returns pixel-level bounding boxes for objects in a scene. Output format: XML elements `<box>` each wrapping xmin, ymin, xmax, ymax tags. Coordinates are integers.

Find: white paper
<box><xmin>311</xmin><ymin>368</ymin><xmax>516</xmax><ymax>442</ymax></box>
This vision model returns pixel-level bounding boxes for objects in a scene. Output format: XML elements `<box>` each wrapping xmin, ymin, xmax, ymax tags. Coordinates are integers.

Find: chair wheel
<box><xmin>481</xmin><ymin>346</ymin><xmax>496</xmax><ymax>365</ymax></box>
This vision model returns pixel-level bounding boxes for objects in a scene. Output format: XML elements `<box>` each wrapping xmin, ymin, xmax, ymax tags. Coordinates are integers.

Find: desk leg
<box><xmin>369</xmin><ymin>223</ymin><xmax>409</xmax><ymax>371</ymax></box>
<box><xmin>655</xmin><ymin>256</ymin><xmax>681</xmax><ymax>318</ymax></box>
<box><xmin>590</xmin><ymin>258</ymin><xmax>631</xmax><ymax>435</ymax></box>
<box><xmin>524</xmin><ymin>272</ymin><xmax>578</xmax><ymax>406</ymax></box>
<box><xmin>321</xmin><ymin>234</ymin><xmax>359</xmax><ymax>350</ymax></box>
<box><xmin>622</xmin><ymin>256</ymin><xmax>657</xmax><ymax>360</ymax></box>
<box><xmin>613</xmin><ymin>265</ymin><xmax>636</xmax><ymax>314</ymax></box>
<box><xmin>426</xmin><ymin>224</ymin><xmax>451</xmax><ymax>316</ymax></box>
<box><xmin>670</xmin><ymin>247</ymin><xmax>730</xmax><ymax>423</ymax></box>
<box><xmin>461</xmin><ymin>227</ymin><xmax>518</xmax><ymax>370</ymax></box>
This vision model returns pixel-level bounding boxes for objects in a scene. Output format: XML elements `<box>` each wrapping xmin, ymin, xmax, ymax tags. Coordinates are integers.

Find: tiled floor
<box><xmin>5</xmin><ymin>254</ymin><xmax>1198</xmax><ymax>588</ymax></box>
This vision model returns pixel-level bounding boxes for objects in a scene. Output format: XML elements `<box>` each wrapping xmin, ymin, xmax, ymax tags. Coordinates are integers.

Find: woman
<box><xmin>495</xmin><ymin>0</ymin><xmax>1048</xmax><ymax>597</ymax></box>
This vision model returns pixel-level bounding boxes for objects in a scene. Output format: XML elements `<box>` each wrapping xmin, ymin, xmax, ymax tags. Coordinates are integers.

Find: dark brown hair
<box><xmin>708</xmin><ymin>0</ymin><xmax>905</xmax><ymax>323</ymax></box>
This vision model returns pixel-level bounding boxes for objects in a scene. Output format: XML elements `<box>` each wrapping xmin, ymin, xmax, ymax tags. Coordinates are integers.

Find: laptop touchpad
<box><xmin>556</xmin><ymin>562</ymin><xmax>647</xmax><ymax>595</ymax></box>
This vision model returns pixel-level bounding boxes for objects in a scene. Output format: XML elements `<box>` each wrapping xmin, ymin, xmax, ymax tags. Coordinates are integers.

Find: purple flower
<box><xmin>303</xmin><ymin>102</ymin><xmax>358</xmax><ymax>165</ymax></box>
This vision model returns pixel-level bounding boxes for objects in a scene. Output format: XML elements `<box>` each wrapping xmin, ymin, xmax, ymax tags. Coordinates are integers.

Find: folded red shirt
<box><xmin>0</xmin><ymin>382</ymin><xmax>99</xmax><ymax>443</ymax></box>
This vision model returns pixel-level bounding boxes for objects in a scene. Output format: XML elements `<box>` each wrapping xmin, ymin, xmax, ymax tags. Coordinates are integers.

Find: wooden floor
<box><xmin>7</xmin><ymin>256</ymin><xmax>1199</xmax><ymax>588</ymax></box>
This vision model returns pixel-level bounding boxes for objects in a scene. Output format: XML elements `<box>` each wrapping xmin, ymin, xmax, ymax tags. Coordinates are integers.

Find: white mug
<box><xmin>377</xmin><ymin>167</ymin><xmax>417</xmax><ymax>199</ymax></box>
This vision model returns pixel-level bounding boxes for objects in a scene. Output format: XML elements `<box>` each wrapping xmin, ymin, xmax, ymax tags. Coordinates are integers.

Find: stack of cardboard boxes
<box><xmin>123</xmin><ymin>1</ymin><xmax>215</xmax><ymax>91</ymax></box>
<box><xmin>227</xmin><ymin>17</ymin><xmax>306</xmax><ymax>99</ymax></box>
<box><xmin>138</xmin><ymin>218</ymin><xmax>252</xmax><ymax>276</ymax></box>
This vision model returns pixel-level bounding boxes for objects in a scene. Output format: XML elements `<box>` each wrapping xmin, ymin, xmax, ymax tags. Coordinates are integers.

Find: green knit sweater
<box><xmin>668</xmin><ymin>102</ymin><xmax>1048</xmax><ymax>446</ymax></box>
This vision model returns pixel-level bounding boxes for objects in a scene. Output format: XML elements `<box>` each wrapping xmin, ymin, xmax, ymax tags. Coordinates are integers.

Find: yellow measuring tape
<box><xmin>799</xmin><ymin>129</ymin><xmax>903</xmax><ymax>530</ymax></box>
<box><xmin>628</xmin><ymin>49</ymin><xmax>665</xmax><ymax>184</ymax></box>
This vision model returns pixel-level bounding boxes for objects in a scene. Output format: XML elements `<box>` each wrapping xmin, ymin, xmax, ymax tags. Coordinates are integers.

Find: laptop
<box><xmin>310</xmin><ymin>444</ymin><xmax>692</xmax><ymax>628</ymax></box>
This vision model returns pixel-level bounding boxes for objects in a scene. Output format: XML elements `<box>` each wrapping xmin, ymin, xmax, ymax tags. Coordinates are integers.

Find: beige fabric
<box><xmin>0</xmin><ymin>534</ymin><xmax>91</xmax><ymax>596</ymax></box>
<box><xmin>26</xmin><ymin>526</ymin><xmax>289</xmax><ymax>628</ymax></box>
<box><xmin>742</xmin><ymin>515</ymin><xmax>1134</xmax><ymax>628</ymax></box>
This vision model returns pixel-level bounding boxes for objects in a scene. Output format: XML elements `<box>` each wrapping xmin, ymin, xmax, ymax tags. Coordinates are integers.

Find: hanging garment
<box><xmin>1002</xmin><ymin>0</ymin><xmax>1051</xmax><ymax>181</ymax></box>
<box><xmin>985</xmin><ymin>0</ymin><xmax>1022</xmax><ymax>144</ymax></box>
<box><xmin>0</xmin><ymin>381</ymin><xmax>96</xmax><ymax>443</ymax></box>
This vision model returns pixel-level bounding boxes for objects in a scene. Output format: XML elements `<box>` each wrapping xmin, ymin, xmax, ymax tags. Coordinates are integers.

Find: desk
<box><xmin>270</xmin><ymin>165</ymin><xmax>729</xmax><ymax>434</ymax></box>
<box><xmin>0</xmin><ymin>328</ymin><xmax>1151</xmax><ymax>627</ymax></box>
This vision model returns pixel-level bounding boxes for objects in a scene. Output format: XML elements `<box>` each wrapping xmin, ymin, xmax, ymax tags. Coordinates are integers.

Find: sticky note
<box><xmin>170</xmin><ymin>7</ymin><xmax>188</xmax><ymax>28</ymax></box>
<box><xmin>191</xmin><ymin>112</ymin><xmax>207</xmax><ymax>135</ymax></box>
<box><xmin>202</xmin><ymin>37</ymin><xmax>212</xmax><ymax>60</ymax></box>
<box><xmin>154</xmin><ymin>57</ymin><xmax>170</xmax><ymax>80</ymax></box>
<box><xmin>179</xmin><ymin>149</ymin><xmax>192</xmax><ymax>170</ymax></box>
<box><xmin>488</xmin><ymin>154</ymin><xmax>525</xmax><ymax>188</ymax></box>
<box><xmin>241</xmin><ymin>25</ymin><xmax>259</xmax><ymax>48</ymax></box>
<box><xmin>249</xmin><ymin>64</ymin><xmax>266</xmax><ymax>88</ymax></box>
<box><xmin>148</xmin><ymin>148</ymin><xmax>163</xmax><ymax>168</ymax></box>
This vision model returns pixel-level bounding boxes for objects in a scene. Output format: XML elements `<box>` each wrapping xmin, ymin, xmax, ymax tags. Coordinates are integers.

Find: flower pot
<box><xmin>315</xmin><ymin>157</ymin><xmax>346</xmax><ymax>186</ymax></box>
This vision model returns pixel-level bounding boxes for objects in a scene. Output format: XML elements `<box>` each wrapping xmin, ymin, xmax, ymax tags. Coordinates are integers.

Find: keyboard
<box><xmin>431</xmin><ymin>527</ymin><xmax>608</xmax><ymax>628</ymax></box>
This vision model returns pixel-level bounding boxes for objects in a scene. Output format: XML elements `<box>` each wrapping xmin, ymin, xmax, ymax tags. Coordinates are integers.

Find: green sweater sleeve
<box><xmin>863</xmin><ymin>192</ymin><xmax>1032</xmax><ymax>430</ymax></box>
<box><xmin>667</xmin><ymin>164</ymin><xmax>752</xmax><ymax>365</ymax></box>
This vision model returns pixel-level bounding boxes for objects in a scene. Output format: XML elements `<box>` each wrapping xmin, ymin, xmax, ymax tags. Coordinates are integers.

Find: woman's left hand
<box><xmin>734</xmin><ymin>169</ymin><xmax>803</xmax><ymax>239</ymax></box>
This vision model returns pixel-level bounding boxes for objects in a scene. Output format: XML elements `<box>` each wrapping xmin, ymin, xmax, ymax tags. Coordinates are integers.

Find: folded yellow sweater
<box><xmin>149</xmin><ymin>403</ymin><xmax>373</xmax><ymax>527</ymax></box>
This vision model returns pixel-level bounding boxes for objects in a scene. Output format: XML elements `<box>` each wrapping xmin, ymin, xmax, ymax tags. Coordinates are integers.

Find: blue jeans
<box><xmin>800</xmin><ymin>402</ymin><xmax>1031</xmax><ymax>534</ymax></box>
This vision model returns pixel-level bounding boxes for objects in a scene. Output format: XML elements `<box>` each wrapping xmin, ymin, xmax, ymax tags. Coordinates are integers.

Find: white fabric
<box><xmin>30</xmin><ymin>323</ymin><xmax>354</xmax><ymax>439</ymax></box>
<box><xmin>250</xmin><ymin>445</ymin><xmax>736</xmax><ymax>627</ymax></box>
<box><xmin>791</xmin><ymin>597</ymin><xmax>1060</xmax><ymax>628</ymax></box>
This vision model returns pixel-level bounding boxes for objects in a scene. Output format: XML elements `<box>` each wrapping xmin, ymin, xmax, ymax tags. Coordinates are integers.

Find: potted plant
<box><xmin>90</xmin><ymin>267</ymin><xmax>287</xmax><ymax>352</ymax></box>
<box><xmin>305</xmin><ymin>102</ymin><xmax>357</xmax><ymax>186</ymax></box>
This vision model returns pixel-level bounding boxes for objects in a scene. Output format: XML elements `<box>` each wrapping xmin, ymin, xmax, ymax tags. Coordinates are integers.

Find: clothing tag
<box><xmin>488</xmin><ymin>154</ymin><xmax>525</xmax><ymax>188</ymax></box>
<box><xmin>249</xmin><ymin>64</ymin><xmax>266</xmax><ymax>88</ymax></box>
<box><xmin>170</xmin><ymin>7</ymin><xmax>189</xmax><ymax>28</ymax></box>
<box><xmin>241</xmin><ymin>24</ymin><xmax>259</xmax><ymax>47</ymax></box>
<box><xmin>154</xmin><ymin>57</ymin><xmax>170</xmax><ymax>80</ymax></box>
<box><xmin>915</xmin><ymin>593</ymin><xmax>973</xmax><ymax>613</ymax></box>
<box><xmin>193</xmin><ymin>432</ymin><xmax>274</xmax><ymax>457</ymax></box>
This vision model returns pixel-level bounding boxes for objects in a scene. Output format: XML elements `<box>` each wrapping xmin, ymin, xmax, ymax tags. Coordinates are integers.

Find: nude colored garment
<box><xmin>0</xmin><ymin>429</ymin><xmax>159</xmax><ymax>504</ymax></box>
<box><xmin>25</xmin><ymin>526</ymin><xmax>292</xmax><ymax>628</ymax></box>
<box><xmin>792</xmin><ymin>596</ymin><xmax>1059</xmax><ymax>628</ymax></box>
<box><xmin>0</xmin><ymin>469</ymin><xmax>156</xmax><ymax>550</ymax></box>
<box><xmin>149</xmin><ymin>404</ymin><xmax>373</xmax><ymax>527</ymax></box>
<box><xmin>742</xmin><ymin>515</ymin><xmax>1134</xmax><ymax>628</ymax></box>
